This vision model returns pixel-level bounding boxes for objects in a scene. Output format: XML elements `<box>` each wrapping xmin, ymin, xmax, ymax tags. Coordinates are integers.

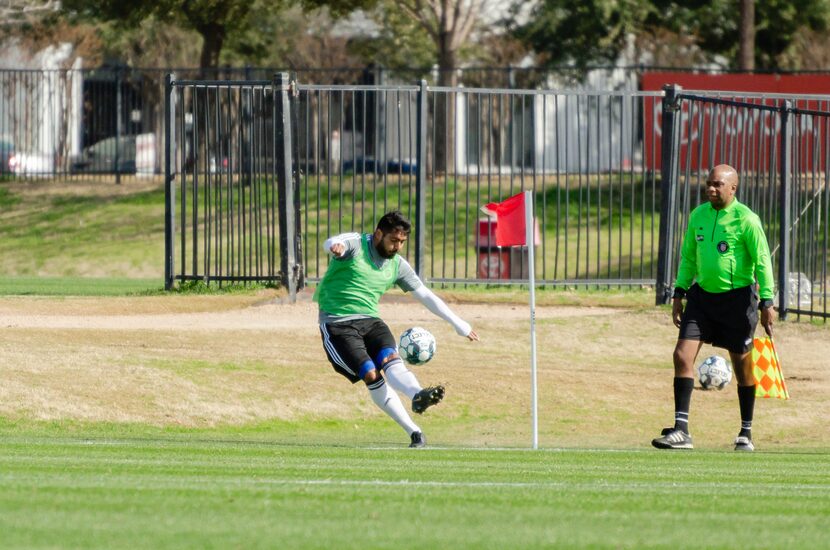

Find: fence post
<box><xmin>655</xmin><ymin>84</ymin><xmax>681</xmax><ymax>305</ymax></box>
<box><xmin>115</xmin><ymin>66</ymin><xmax>122</xmax><ymax>184</ymax></box>
<box><xmin>275</xmin><ymin>72</ymin><xmax>299</xmax><ymax>302</ymax></box>
<box><xmin>377</xmin><ymin>67</ymin><xmax>386</xmax><ymax>166</ymax></box>
<box><xmin>415</xmin><ymin>79</ymin><xmax>428</xmax><ymax>278</ymax></box>
<box><xmin>778</xmin><ymin>100</ymin><xmax>792</xmax><ymax>319</ymax></box>
<box><xmin>164</xmin><ymin>73</ymin><xmax>176</xmax><ymax>290</ymax></box>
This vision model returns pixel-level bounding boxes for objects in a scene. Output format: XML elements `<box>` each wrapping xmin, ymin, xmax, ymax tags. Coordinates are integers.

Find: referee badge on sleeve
<box><xmin>717</xmin><ymin>240</ymin><xmax>729</xmax><ymax>253</ymax></box>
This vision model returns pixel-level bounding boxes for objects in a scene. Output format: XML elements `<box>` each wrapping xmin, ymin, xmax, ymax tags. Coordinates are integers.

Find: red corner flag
<box><xmin>483</xmin><ymin>192</ymin><xmax>527</xmax><ymax>247</ymax></box>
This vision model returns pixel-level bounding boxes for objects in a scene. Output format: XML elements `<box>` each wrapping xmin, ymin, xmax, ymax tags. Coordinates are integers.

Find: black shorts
<box><xmin>679</xmin><ymin>283</ymin><xmax>759</xmax><ymax>354</ymax></box>
<box><xmin>319</xmin><ymin>317</ymin><xmax>397</xmax><ymax>383</ymax></box>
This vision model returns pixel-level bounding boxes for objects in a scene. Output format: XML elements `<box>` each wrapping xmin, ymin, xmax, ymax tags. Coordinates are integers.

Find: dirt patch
<box><xmin>1</xmin><ymin>292</ymin><xmax>828</xmax><ymax>449</ymax></box>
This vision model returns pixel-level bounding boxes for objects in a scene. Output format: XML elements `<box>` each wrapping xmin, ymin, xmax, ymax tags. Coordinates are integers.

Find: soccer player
<box><xmin>315</xmin><ymin>211</ymin><xmax>479</xmax><ymax>448</ymax></box>
<box><xmin>652</xmin><ymin>164</ymin><xmax>776</xmax><ymax>452</ymax></box>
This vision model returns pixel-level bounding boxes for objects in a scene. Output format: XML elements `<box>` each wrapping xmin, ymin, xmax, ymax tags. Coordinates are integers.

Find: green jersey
<box><xmin>675</xmin><ymin>198</ymin><xmax>774</xmax><ymax>299</ymax></box>
<box><xmin>314</xmin><ymin>234</ymin><xmax>401</xmax><ymax>317</ymax></box>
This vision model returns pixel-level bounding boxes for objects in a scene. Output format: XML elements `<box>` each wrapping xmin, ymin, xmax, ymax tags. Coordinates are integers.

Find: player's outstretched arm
<box><xmin>411</xmin><ymin>286</ymin><xmax>479</xmax><ymax>341</ymax></box>
<box><xmin>323</xmin><ymin>232</ymin><xmax>361</xmax><ymax>258</ymax></box>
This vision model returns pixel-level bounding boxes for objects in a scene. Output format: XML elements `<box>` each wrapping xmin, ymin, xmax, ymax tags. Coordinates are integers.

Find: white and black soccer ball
<box><xmin>697</xmin><ymin>355</ymin><xmax>733</xmax><ymax>390</ymax></box>
<box><xmin>398</xmin><ymin>327</ymin><xmax>436</xmax><ymax>365</ymax></box>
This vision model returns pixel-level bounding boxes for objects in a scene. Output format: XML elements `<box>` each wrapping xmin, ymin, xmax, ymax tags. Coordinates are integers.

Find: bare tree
<box><xmin>393</xmin><ymin>0</ymin><xmax>499</xmax><ymax>173</ymax></box>
<box><xmin>397</xmin><ymin>0</ymin><xmax>493</xmax><ymax>87</ymax></box>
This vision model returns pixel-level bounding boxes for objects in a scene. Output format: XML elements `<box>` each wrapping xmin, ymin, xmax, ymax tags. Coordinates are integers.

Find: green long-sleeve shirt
<box><xmin>674</xmin><ymin>199</ymin><xmax>775</xmax><ymax>299</ymax></box>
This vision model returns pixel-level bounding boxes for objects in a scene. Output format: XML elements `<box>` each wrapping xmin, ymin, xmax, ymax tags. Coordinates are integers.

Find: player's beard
<box><xmin>375</xmin><ymin>242</ymin><xmax>396</xmax><ymax>259</ymax></box>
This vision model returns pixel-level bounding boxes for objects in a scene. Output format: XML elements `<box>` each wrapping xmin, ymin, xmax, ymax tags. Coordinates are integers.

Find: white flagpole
<box><xmin>524</xmin><ymin>190</ymin><xmax>538</xmax><ymax>450</ymax></box>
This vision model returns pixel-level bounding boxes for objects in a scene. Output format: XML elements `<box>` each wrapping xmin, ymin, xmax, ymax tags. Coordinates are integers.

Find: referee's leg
<box><xmin>672</xmin><ymin>338</ymin><xmax>702</xmax><ymax>435</ymax></box>
<box><xmin>729</xmin><ymin>349</ymin><xmax>756</xmax><ymax>450</ymax></box>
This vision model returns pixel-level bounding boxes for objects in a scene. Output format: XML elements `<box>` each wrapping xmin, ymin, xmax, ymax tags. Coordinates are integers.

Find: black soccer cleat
<box><xmin>409</xmin><ymin>431</ymin><xmax>426</xmax><ymax>448</ymax></box>
<box><xmin>412</xmin><ymin>385</ymin><xmax>445</xmax><ymax>414</ymax></box>
<box><xmin>652</xmin><ymin>428</ymin><xmax>694</xmax><ymax>449</ymax></box>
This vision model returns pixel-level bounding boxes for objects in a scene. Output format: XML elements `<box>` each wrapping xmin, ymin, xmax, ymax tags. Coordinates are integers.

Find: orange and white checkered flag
<box><xmin>752</xmin><ymin>337</ymin><xmax>790</xmax><ymax>399</ymax></box>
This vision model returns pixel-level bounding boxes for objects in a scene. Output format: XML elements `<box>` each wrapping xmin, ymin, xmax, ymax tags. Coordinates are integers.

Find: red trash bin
<box><xmin>477</xmin><ymin>219</ymin><xmax>510</xmax><ymax>279</ymax></box>
<box><xmin>476</xmin><ymin>217</ymin><xmax>540</xmax><ymax>280</ymax></box>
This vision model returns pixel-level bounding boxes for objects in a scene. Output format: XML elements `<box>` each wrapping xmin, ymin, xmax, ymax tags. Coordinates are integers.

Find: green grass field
<box><xmin>3</xmin><ymin>177</ymin><xmax>829</xmax><ymax>548</ymax></box>
<box><xmin>1</xmin><ymin>427</ymin><xmax>828</xmax><ymax>549</ymax></box>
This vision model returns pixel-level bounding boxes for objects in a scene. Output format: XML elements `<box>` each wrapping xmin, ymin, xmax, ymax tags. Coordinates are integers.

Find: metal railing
<box><xmin>162</xmin><ymin>75</ymin><xmax>829</xmax><ymax>320</ymax></box>
<box><xmin>296</xmin><ymin>83</ymin><xmax>663</xmax><ymax>288</ymax></box>
<box><xmin>656</xmin><ymin>86</ymin><xmax>830</xmax><ymax>319</ymax></box>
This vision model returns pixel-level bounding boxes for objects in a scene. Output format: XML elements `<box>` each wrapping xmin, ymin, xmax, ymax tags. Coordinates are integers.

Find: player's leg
<box><xmin>320</xmin><ymin>321</ymin><xmax>422</xmax><ymax>443</ymax></box>
<box><xmin>366</xmin><ymin>319</ymin><xmax>444</xmax><ymax>415</ymax></box>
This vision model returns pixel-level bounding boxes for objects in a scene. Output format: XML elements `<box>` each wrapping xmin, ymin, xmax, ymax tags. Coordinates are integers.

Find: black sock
<box><xmin>738</xmin><ymin>385</ymin><xmax>756</xmax><ymax>437</ymax></box>
<box><xmin>673</xmin><ymin>377</ymin><xmax>694</xmax><ymax>434</ymax></box>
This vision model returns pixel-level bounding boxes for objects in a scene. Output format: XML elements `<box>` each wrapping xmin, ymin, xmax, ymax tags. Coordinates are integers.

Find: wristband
<box><xmin>672</xmin><ymin>287</ymin><xmax>686</xmax><ymax>300</ymax></box>
<box><xmin>760</xmin><ymin>299</ymin><xmax>775</xmax><ymax>310</ymax></box>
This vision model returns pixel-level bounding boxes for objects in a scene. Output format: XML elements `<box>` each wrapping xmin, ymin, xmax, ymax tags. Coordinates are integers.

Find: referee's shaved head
<box><xmin>710</xmin><ymin>164</ymin><xmax>738</xmax><ymax>187</ymax></box>
<box><xmin>706</xmin><ymin>164</ymin><xmax>739</xmax><ymax>209</ymax></box>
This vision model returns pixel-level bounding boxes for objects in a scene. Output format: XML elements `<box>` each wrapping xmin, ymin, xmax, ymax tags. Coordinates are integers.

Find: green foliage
<box><xmin>515</xmin><ymin>0</ymin><xmax>830</xmax><ymax>71</ymax></box>
<box><xmin>514</xmin><ymin>0</ymin><xmax>654</xmax><ymax>71</ymax></box>
<box><xmin>61</xmin><ymin>0</ymin><xmax>383</xmax><ymax>69</ymax></box>
<box><xmin>348</xmin><ymin>0</ymin><xmax>436</xmax><ymax>70</ymax></box>
<box><xmin>689</xmin><ymin>0</ymin><xmax>830</xmax><ymax>70</ymax></box>
<box><xmin>299</xmin><ymin>0</ymin><xmax>379</xmax><ymax>16</ymax></box>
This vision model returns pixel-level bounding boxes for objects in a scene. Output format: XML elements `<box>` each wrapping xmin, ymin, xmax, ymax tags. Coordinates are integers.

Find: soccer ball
<box><xmin>398</xmin><ymin>327</ymin><xmax>436</xmax><ymax>365</ymax></box>
<box><xmin>697</xmin><ymin>355</ymin><xmax>733</xmax><ymax>390</ymax></box>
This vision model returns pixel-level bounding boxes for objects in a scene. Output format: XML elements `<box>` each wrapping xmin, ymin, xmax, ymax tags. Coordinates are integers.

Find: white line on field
<box><xmin>260</xmin><ymin>479</ymin><xmax>830</xmax><ymax>491</ymax></box>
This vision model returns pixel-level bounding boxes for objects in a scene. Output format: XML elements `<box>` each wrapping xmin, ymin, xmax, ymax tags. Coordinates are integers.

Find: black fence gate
<box><xmin>163</xmin><ymin>74</ymin><xmax>302</xmax><ymax>299</ymax></box>
<box><xmin>656</xmin><ymin>85</ymin><xmax>830</xmax><ymax>320</ymax></box>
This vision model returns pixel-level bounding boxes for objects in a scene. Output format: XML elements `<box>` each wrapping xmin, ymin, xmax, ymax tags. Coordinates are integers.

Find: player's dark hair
<box><xmin>376</xmin><ymin>211</ymin><xmax>411</xmax><ymax>235</ymax></box>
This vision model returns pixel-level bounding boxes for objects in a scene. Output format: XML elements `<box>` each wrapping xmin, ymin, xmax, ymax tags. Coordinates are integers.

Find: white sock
<box><xmin>383</xmin><ymin>358</ymin><xmax>422</xmax><ymax>400</ymax></box>
<box><xmin>367</xmin><ymin>378</ymin><xmax>420</xmax><ymax>435</ymax></box>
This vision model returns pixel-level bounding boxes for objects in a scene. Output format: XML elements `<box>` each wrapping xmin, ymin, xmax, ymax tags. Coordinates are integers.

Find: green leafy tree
<box><xmin>684</xmin><ymin>0</ymin><xmax>830</xmax><ymax>70</ymax></box>
<box><xmin>61</xmin><ymin>0</ymin><xmax>379</xmax><ymax>71</ymax></box>
<box><xmin>348</xmin><ymin>0</ymin><xmax>436</xmax><ymax>75</ymax></box>
<box><xmin>514</xmin><ymin>0</ymin><xmax>830</xmax><ymax>72</ymax></box>
<box><xmin>61</xmin><ymin>0</ymin><xmax>262</xmax><ymax>71</ymax></box>
<box><xmin>513</xmin><ymin>0</ymin><xmax>653</xmax><ymax>71</ymax></box>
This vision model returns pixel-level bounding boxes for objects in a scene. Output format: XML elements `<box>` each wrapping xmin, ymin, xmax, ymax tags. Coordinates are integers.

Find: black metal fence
<box><xmin>295</xmin><ymin>83</ymin><xmax>663</xmax><ymax>288</ymax></box>
<box><xmin>159</xmin><ymin>75</ymin><xmax>828</xmax><ymax>320</ymax></box>
<box><xmin>656</xmin><ymin>86</ymin><xmax>830</xmax><ymax>319</ymax></box>
<box><xmin>0</xmin><ymin>64</ymin><xmax>637</xmax><ymax>180</ymax></box>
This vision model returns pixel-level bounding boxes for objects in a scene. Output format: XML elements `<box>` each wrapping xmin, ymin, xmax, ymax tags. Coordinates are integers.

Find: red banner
<box><xmin>642</xmin><ymin>72</ymin><xmax>830</xmax><ymax>170</ymax></box>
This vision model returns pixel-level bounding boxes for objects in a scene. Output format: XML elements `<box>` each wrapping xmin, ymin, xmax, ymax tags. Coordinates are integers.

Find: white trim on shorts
<box><xmin>319</xmin><ymin>322</ymin><xmax>356</xmax><ymax>376</ymax></box>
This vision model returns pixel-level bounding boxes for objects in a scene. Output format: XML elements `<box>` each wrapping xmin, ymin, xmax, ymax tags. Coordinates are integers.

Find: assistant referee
<box><xmin>652</xmin><ymin>164</ymin><xmax>776</xmax><ymax>452</ymax></box>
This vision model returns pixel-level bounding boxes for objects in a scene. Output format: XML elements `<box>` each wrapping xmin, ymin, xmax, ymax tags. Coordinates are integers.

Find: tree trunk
<box><xmin>434</xmin><ymin>34</ymin><xmax>458</xmax><ymax>174</ymax></box>
<box><xmin>739</xmin><ymin>0</ymin><xmax>755</xmax><ymax>71</ymax></box>
<box><xmin>190</xmin><ymin>24</ymin><xmax>227</xmax><ymax>181</ymax></box>
<box><xmin>198</xmin><ymin>23</ymin><xmax>226</xmax><ymax>75</ymax></box>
